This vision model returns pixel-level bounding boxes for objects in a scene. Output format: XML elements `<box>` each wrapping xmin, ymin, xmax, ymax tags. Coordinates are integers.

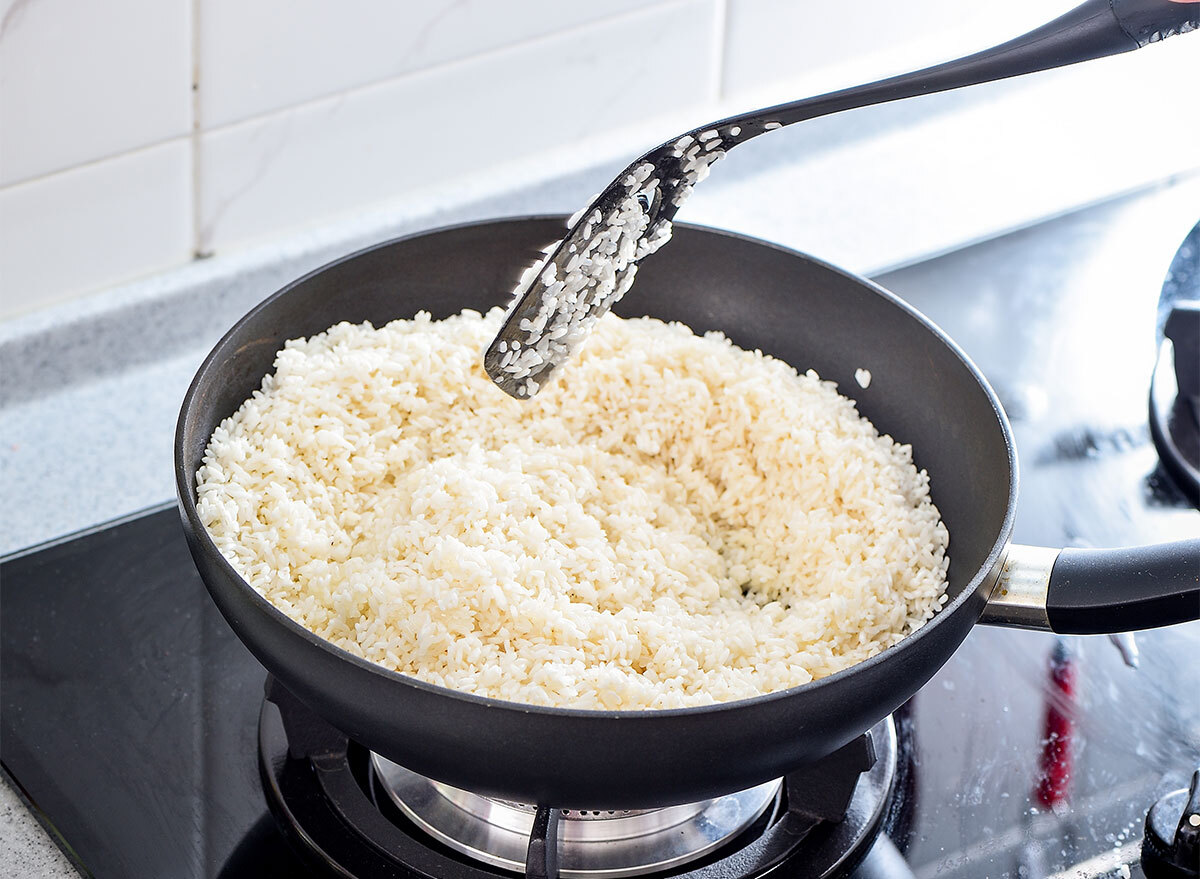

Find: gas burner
<box><xmin>374</xmin><ymin>758</ymin><xmax>781</xmax><ymax>877</ymax></box>
<box><xmin>259</xmin><ymin>677</ymin><xmax>905</xmax><ymax>878</ymax></box>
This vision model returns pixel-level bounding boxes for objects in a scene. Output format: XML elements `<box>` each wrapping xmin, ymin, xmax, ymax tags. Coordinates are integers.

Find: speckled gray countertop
<box><xmin>2</xmin><ymin>55</ymin><xmax>1199</xmax><ymax>875</ymax></box>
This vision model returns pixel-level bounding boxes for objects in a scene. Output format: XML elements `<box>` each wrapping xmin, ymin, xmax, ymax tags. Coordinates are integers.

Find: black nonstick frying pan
<box><xmin>175</xmin><ymin>218</ymin><xmax>1199</xmax><ymax>809</ymax></box>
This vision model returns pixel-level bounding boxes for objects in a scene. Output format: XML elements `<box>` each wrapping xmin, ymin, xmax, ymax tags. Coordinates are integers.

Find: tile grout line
<box><xmin>712</xmin><ymin>0</ymin><xmax>729</xmax><ymax>104</ymax></box>
<box><xmin>190</xmin><ymin>0</ymin><xmax>206</xmax><ymax>259</ymax></box>
<box><xmin>0</xmin><ymin>134</ymin><xmax>191</xmax><ymax>191</ymax></box>
<box><xmin>0</xmin><ymin>2</ymin><xmax>688</xmax><ymax>192</ymax></box>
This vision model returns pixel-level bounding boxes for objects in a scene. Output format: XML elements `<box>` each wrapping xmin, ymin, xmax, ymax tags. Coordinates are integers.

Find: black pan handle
<box><xmin>980</xmin><ymin>541</ymin><xmax>1200</xmax><ymax>634</ymax></box>
<box><xmin>751</xmin><ymin>0</ymin><xmax>1199</xmax><ymax>131</ymax></box>
<box><xmin>1047</xmin><ymin>541</ymin><xmax>1200</xmax><ymax>634</ymax></box>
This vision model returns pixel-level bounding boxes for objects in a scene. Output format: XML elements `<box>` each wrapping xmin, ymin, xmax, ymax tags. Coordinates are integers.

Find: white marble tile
<box><xmin>198</xmin><ymin>0</ymin><xmax>672</xmax><ymax>128</ymax></box>
<box><xmin>0</xmin><ymin>139</ymin><xmax>193</xmax><ymax>319</ymax></box>
<box><xmin>721</xmin><ymin>0</ymin><xmax>1077</xmax><ymax>103</ymax></box>
<box><xmin>0</xmin><ymin>0</ymin><xmax>192</xmax><ymax>185</ymax></box>
<box><xmin>689</xmin><ymin>37</ymin><xmax>1200</xmax><ymax>276</ymax></box>
<box><xmin>197</xmin><ymin>0</ymin><xmax>718</xmax><ymax>255</ymax></box>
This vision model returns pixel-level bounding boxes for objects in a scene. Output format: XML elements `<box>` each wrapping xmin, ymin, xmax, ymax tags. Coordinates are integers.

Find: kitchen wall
<box><xmin>0</xmin><ymin>0</ymin><xmax>1181</xmax><ymax>321</ymax></box>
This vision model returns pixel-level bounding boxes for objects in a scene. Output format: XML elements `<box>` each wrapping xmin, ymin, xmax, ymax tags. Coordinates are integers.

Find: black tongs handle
<box><xmin>1113</xmin><ymin>0</ymin><xmax>1200</xmax><ymax>46</ymax></box>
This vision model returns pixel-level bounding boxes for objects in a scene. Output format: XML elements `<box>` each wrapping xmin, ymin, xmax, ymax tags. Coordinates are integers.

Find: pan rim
<box><xmin>174</xmin><ymin>213</ymin><xmax>1019</xmax><ymax>722</ymax></box>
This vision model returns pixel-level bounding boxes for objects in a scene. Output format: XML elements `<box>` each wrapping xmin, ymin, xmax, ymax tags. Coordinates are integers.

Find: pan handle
<box><xmin>979</xmin><ymin>541</ymin><xmax>1200</xmax><ymax>634</ymax></box>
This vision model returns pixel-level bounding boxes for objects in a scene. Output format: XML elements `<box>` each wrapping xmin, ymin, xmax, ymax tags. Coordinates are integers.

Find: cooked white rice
<box><xmin>197</xmin><ymin>309</ymin><xmax>949</xmax><ymax>710</ymax></box>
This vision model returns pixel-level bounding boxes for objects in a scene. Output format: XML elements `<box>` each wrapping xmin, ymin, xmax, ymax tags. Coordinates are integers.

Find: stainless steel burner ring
<box><xmin>370</xmin><ymin>757</ymin><xmax>782</xmax><ymax>878</ymax></box>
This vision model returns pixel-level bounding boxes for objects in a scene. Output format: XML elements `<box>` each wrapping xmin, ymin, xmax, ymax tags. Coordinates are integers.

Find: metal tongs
<box><xmin>483</xmin><ymin>0</ymin><xmax>1198</xmax><ymax>399</ymax></box>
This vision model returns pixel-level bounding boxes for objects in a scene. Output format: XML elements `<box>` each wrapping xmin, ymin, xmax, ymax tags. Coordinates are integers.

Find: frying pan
<box><xmin>175</xmin><ymin>218</ymin><xmax>1199</xmax><ymax>809</ymax></box>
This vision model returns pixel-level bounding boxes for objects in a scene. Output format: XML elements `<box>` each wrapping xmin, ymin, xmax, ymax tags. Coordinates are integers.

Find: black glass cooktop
<box><xmin>3</xmin><ymin>191</ymin><xmax>1199</xmax><ymax>878</ymax></box>
<box><xmin>2</xmin><ymin>507</ymin><xmax>307</xmax><ymax>877</ymax></box>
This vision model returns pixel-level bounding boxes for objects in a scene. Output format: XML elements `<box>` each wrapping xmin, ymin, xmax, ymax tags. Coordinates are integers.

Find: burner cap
<box><xmin>373</xmin><ymin>757</ymin><xmax>780</xmax><ymax>877</ymax></box>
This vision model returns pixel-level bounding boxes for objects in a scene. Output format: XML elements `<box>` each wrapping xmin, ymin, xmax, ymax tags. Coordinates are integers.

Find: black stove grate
<box><xmin>259</xmin><ymin>677</ymin><xmax>909</xmax><ymax>879</ymax></box>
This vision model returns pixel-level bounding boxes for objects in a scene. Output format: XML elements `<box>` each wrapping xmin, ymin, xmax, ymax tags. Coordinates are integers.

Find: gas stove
<box><xmin>259</xmin><ymin>678</ymin><xmax>909</xmax><ymax>878</ymax></box>
<box><xmin>3</xmin><ymin>188</ymin><xmax>1198</xmax><ymax>878</ymax></box>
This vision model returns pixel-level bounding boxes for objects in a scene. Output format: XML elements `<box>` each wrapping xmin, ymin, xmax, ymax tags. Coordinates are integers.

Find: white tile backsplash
<box><xmin>722</xmin><ymin>0</ymin><xmax>1078</xmax><ymax>102</ymax></box>
<box><xmin>198</xmin><ymin>0</ymin><xmax>669</xmax><ymax>129</ymax></box>
<box><xmin>0</xmin><ymin>0</ymin><xmax>192</xmax><ymax>186</ymax></box>
<box><xmin>197</xmin><ymin>0</ymin><xmax>718</xmax><ymax>254</ymax></box>
<box><xmin>691</xmin><ymin>38</ymin><xmax>1200</xmax><ymax>275</ymax></box>
<box><xmin>1</xmin><ymin>0</ymin><xmax>1198</xmax><ymax>321</ymax></box>
<box><xmin>0</xmin><ymin>139</ymin><xmax>192</xmax><ymax>319</ymax></box>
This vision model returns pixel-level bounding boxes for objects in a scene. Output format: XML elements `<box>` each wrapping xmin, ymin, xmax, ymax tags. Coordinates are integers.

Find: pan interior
<box><xmin>624</xmin><ymin>230</ymin><xmax>1013</xmax><ymax>606</ymax></box>
<box><xmin>181</xmin><ymin>218</ymin><xmax>1012</xmax><ymax>648</ymax></box>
